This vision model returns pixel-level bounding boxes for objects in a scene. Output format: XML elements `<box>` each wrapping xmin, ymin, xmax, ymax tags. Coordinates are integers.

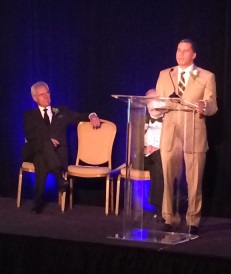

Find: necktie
<box><xmin>43</xmin><ymin>108</ymin><xmax>50</xmax><ymax>126</ymax></box>
<box><xmin>178</xmin><ymin>71</ymin><xmax>185</xmax><ymax>97</ymax></box>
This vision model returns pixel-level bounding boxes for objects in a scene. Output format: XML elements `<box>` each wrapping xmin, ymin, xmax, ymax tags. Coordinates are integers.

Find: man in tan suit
<box><xmin>156</xmin><ymin>39</ymin><xmax>218</xmax><ymax>234</ymax></box>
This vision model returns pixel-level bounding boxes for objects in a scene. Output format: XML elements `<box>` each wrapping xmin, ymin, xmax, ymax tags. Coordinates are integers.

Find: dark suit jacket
<box><xmin>22</xmin><ymin>106</ymin><xmax>89</xmax><ymax>166</ymax></box>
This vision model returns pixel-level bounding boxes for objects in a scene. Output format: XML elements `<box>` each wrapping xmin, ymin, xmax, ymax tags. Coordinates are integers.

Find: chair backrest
<box><xmin>76</xmin><ymin>119</ymin><xmax>117</xmax><ymax>168</ymax></box>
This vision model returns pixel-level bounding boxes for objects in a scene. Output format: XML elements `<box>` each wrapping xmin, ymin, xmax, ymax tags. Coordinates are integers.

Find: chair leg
<box><xmin>58</xmin><ymin>171</ymin><xmax>67</xmax><ymax>212</ymax></box>
<box><xmin>105</xmin><ymin>175</ymin><xmax>109</xmax><ymax>215</ymax></box>
<box><xmin>61</xmin><ymin>192</ymin><xmax>66</xmax><ymax>213</ymax></box>
<box><xmin>69</xmin><ymin>178</ymin><xmax>73</xmax><ymax>209</ymax></box>
<box><xmin>110</xmin><ymin>179</ymin><xmax>114</xmax><ymax>212</ymax></box>
<box><xmin>17</xmin><ymin>168</ymin><xmax>23</xmax><ymax>208</ymax></box>
<box><xmin>58</xmin><ymin>193</ymin><xmax>61</xmax><ymax>206</ymax></box>
<box><xmin>58</xmin><ymin>192</ymin><xmax>65</xmax><ymax>211</ymax></box>
<box><xmin>127</xmin><ymin>178</ymin><xmax>132</xmax><ymax>216</ymax></box>
<box><xmin>115</xmin><ymin>174</ymin><xmax>121</xmax><ymax>216</ymax></box>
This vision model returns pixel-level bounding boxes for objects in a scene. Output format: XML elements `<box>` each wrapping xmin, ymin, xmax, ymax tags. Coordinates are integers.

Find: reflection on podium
<box><xmin>108</xmin><ymin>95</ymin><xmax>199</xmax><ymax>245</ymax></box>
<box><xmin>114</xmin><ymin>229</ymin><xmax>197</xmax><ymax>245</ymax></box>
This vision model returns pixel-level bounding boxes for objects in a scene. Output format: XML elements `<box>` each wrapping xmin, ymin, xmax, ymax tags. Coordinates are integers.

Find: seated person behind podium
<box><xmin>144</xmin><ymin>89</ymin><xmax>165</xmax><ymax>223</ymax></box>
<box><xmin>22</xmin><ymin>81</ymin><xmax>101</xmax><ymax>214</ymax></box>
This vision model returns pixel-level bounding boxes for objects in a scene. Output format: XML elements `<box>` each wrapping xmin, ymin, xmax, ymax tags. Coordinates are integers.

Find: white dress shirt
<box><xmin>144</xmin><ymin>118</ymin><xmax>162</xmax><ymax>149</ymax></box>
<box><xmin>178</xmin><ymin>63</ymin><xmax>195</xmax><ymax>86</ymax></box>
<box><xmin>38</xmin><ymin>105</ymin><xmax>52</xmax><ymax>123</ymax></box>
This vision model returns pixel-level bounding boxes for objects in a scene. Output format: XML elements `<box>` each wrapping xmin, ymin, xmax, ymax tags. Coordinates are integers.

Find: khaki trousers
<box><xmin>161</xmin><ymin>147</ymin><xmax>206</xmax><ymax>227</ymax></box>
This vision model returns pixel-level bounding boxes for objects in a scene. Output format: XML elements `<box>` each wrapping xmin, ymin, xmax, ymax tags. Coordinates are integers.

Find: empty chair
<box><xmin>115</xmin><ymin>166</ymin><xmax>150</xmax><ymax>216</ymax></box>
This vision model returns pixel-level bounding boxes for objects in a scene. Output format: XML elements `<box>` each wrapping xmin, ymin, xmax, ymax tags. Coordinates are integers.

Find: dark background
<box><xmin>0</xmin><ymin>0</ymin><xmax>230</xmax><ymax>217</ymax></box>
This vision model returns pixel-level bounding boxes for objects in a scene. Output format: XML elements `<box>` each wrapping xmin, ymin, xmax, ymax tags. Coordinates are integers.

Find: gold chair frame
<box><xmin>67</xmin><ymin>119</ymin><xmax>117</xmax><ymax>215</ymax></box>
<box><xmin>115</xmin><ymin>167</ymin><xmax>150</xmax><ymax>216</ymax></box>
<box><xmin>17</xmin><ymin>161</ymin><xmax>66</xmax><ymax>212</ymax></box>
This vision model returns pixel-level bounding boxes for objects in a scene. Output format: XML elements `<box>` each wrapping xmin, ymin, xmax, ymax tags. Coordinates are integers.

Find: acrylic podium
<box><xmin>109</xmin><ymin>94</ymin><xmax>199</xmax><ymax>245</ymax></box>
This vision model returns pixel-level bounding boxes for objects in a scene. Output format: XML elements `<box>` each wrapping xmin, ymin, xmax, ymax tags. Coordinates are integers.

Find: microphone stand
<box><xmin>169</xmin><ymin>68</ymin><xmax>180</xmax><ymax>98</ymax></box>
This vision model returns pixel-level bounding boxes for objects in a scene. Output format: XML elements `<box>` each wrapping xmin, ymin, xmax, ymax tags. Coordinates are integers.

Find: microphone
<box><xmin>169</xmin><ymin>68</ymin><xmax>180</xmax><ymax>98</ymax></box>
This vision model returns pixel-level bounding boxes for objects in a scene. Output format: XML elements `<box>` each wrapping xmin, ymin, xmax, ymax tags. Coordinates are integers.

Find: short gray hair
<box><xmin>31</xmin><ymin>81</ymin><xmax>50</xmax><ymax>96</ymax></box>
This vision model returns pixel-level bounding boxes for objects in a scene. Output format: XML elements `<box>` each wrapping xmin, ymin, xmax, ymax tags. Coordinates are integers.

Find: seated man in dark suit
<box><xmin>22</xmin><ymin>81</ymin><xmax>101</xmax><ymax>214</ymax></box>
<box><xmin>144</xmin><ymin>89</ymin><xmax>165</xmax><ymax>223</ymax></box>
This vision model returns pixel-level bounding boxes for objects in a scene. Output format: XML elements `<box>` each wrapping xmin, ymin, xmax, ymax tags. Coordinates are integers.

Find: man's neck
<box><xmin>178</xmin><ymin>63</ymin><xmax>194</xmax><ymax>71</ymax></box>
<box><xmin>150</xmin><ymin>113</ymin><xmax>163</xmax><ymax>119</ymax></box>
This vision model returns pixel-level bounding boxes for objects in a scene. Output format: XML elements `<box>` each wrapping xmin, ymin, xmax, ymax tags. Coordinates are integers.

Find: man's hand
<box><xmin>51</xmin><ymin>138</ymin><xmax>60</xmax><ymax>147</ymax></box>
<box><xmin>144</xmin><ymin>145</ymin><xmax>159</xmax><ymax>155</ymax></box>
<box><xmin>89</xmin><ymin>113</ymin><xmax>101</xmax><ymax>129</ymax></box>
<box><xmin>196</xmin><ymin>100</ymin><xmax>207</xmax><ymax>115</ymax></box>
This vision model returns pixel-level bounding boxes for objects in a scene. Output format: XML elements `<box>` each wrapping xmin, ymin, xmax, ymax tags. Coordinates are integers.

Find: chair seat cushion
<box><xmin>121</xmin><ymin>167</ymin><xmax>150</xmax><ymax>180</ymax></box>
<box><xmin>68</xmin><ymin>165</ymin><xmax>111</xmax><ymax>177</ymax></box>
<box><xmin>22</xmin><ymin>162</ymin><xmax>35</xmax><ymax>170</ymax></box>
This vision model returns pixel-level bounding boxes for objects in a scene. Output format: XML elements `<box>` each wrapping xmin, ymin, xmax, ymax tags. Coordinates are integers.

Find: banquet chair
<box><xmin>17</xmin><ymin>161</ymin><xmax>66</xmax><ymax>212</ymax></box>
<box><xmin>115</xmin><ymin>166</ymin><xmax>150</xmax><ymax>216</ymax></box>
<box><xmin>67</xmin><ymin>119</ymin><xmax>117</xmax><ymax>215</ymax></box>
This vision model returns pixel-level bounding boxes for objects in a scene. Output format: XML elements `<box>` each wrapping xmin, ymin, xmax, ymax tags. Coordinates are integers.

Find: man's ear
<box><xmin>32</xmin><ymin>95</ymin><xmax>38</xmax><ymax>103</ymax></box>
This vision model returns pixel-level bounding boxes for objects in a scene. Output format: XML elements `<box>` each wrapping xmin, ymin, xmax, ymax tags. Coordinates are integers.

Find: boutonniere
<box><xmin>52</xmin><ymin>107</ymin><xmax>60</xmax><ymax>115</ymax></box>
<box><xmin>190</xmin><ymin>69</ymin><xmax>199</xmax><ymax>80</ymax></box>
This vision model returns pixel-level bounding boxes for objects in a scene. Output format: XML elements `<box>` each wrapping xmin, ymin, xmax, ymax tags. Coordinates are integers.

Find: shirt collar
<box><xmin>178</xmin><ymin>63</ymin><xmax>195</xmax><ymax>74</ymax></box>
<box><xmin>38</xmin><ymin>105</ymin><xmax>50</xmax><ymax>110</ymax></box>
<box><xmin>38</xmin><ymin>105</ymin><xmax>51</xmax><ymax>114</ymax></box>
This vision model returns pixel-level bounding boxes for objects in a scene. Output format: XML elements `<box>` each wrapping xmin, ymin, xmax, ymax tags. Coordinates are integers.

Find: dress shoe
<box><xmin>58</xmin><ymin>180</ymin><xmax>69</xmax><ymax>193</ymax></box>
<box><xmin>31</xmin><ymin>204</ymin><xmax>42</xmax><ymax>214</ymax></box>
<box><xmin>161</xmin><ymin>223</ymin><xmax>173</xmax><ymax>232</ymax></box>
<box><xmin>188</xmin><ymin>225</ymin><xmax>199</xmax><ymax>235</ymax></box>
<box><xmin>153</xmin><ymin>214</ymin><xmax>166</xmax><ymax>224</ymax></box>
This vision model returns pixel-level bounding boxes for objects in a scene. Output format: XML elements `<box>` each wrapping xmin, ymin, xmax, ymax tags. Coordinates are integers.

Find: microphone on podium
<box><xmin>169</xmin><ymin>68</ymin><xmax>180</xmax><ymax>98</ymax></box>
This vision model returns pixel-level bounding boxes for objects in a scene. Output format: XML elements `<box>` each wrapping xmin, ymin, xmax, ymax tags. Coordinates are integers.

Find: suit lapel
<box><xmin>35</xmin><ymin>107</ymin><xmax>51</xmax><ymax>128</ymax></box>
<box><xmin>51</xmin><ymin>106</ymin><xmax>63</xmax><ymax>125</ymax></box>
<box><xmin>51</xmin><ymin>106</ymin><xmax>58</xmax><ymax>125</ymax></box>
<box><xmin>172</xmin><ymin>67</ymin><xmax>178</xmax><ymax>92</ymax></box>
<box><xmin>185</xmin><ymin>65</ymin><xmax>199</xmax><ymax>91</ymax></box>
<box><xmin>35</xmin><ymin>107</ymin><xmax>44</xmax><ymax>121</ymax></box>
<box><xmin>186</xmin><ymin>76</ymin><xmax>194</xmax><ymax>89</ymax></box>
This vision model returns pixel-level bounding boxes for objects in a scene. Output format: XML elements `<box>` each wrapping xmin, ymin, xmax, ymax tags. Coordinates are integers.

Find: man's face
<box><xmin>148</xmin><ymin>107</ymin><xmax>162</xmax><ymax>117</ymax></box>
<box><xmin>146</xmin><ymin>91</ymin><xmax>163</xmax><ymax>117</ymax></box>
<box><xmin>32</xmin><ymin>86</ymin><xmax>51</xmax><ymax>107</ymax></box>
<box><xmin>176</xmin><ymin>42</ymin><xmax>196</xmax><ymax>68</ymax></box>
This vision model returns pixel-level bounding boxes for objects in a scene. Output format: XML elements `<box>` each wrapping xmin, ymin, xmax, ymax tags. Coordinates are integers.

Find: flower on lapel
<box><xmin>52</xmin><ymin>107</ymin><xmax>60</xmax><ymax>115</ymax></box>
<box><xmin>190</xmin><ymin>69</ymin><xmax>199</xmax><ymax>80</ymax></box>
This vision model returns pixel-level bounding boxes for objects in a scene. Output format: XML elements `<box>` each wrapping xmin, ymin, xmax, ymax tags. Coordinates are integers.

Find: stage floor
<box><xmin>1</xmin><ymin>197</ymin><xmax>231</xmax><ymax>273</ymax></box>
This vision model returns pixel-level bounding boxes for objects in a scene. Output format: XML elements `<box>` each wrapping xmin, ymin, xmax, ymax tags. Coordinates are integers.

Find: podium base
<box><xmin>108</xmin><ymin>229</ymin><xmax>198</xmax><ymax>245</ymax></box>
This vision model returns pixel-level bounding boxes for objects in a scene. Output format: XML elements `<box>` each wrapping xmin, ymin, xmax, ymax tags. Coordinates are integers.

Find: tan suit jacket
<box><xmin>156</xmin><ymin>65</ymin><xmax>218</xmax><ymax>153</ymax></box>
